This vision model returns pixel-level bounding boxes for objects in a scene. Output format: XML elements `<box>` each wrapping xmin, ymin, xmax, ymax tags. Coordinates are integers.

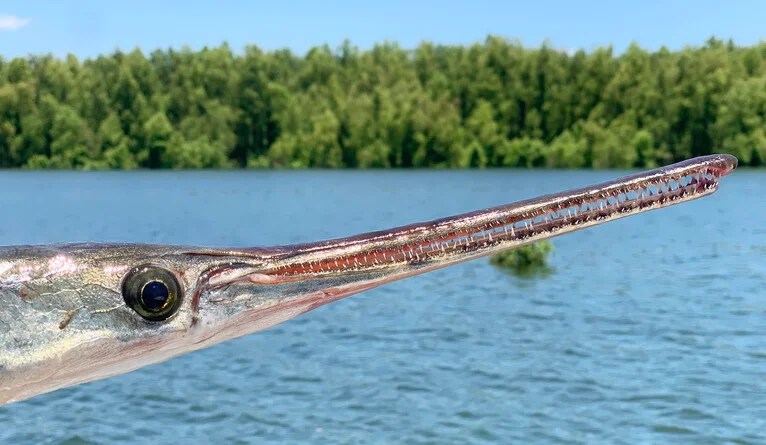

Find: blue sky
<box><xmin>0</xmin><ymin>1</ymin><xmax>763</xmax><ymax>59</ymax></box>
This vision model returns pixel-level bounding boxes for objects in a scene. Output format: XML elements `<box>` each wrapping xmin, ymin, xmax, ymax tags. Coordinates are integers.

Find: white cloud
<box><xmin>0</xmin><ymin>14</ymin><xmax>29</xmax><ymax>31</ymax></box>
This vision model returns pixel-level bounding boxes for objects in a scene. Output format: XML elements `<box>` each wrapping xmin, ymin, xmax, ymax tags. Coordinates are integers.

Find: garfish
<box><xmin>0</xmin><ymin>154</ymin><xmax>737</xmax><ymax>406</ymax></box>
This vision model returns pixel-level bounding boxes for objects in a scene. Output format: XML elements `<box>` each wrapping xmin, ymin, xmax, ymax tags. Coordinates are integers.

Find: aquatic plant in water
<box><xmin>490</xmin><ymin>241</ymin><xmax>554</xmax><ymax>277</ymax></box>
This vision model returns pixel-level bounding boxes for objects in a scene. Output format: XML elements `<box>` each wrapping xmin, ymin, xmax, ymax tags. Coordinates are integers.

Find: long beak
<box><xmin>192</xmin><ymin>154</ymin><xmax>737</xmax><ymax>343</ymax></box>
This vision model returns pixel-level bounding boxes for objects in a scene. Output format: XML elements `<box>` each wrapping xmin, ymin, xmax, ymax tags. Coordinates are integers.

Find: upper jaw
<box><xmin>707</xmin><ymin>153</ymin><xmax>737</xmax><ymax>175</ymax></box>
<box><xmin>196</xmin><ymin>155</ymin><xmax>739</xmax><ymax>285</ymax></box>
<box><xmin>187</xmin><ymin>153</ymin><xmax>740</xmax><ymax>343</ymax></box>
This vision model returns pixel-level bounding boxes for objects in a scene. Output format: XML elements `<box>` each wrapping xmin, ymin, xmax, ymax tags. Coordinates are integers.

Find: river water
<box><xmin>0</xmin><ymin>168</ymin><xmax>763</xmax><ymax>444</ymax></box>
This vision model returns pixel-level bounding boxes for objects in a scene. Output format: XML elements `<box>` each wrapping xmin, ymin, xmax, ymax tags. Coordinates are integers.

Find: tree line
<box><xmin>0</xmin><ymin>37</ymin><xmax>764</xmax><ymax>169</ymax></box>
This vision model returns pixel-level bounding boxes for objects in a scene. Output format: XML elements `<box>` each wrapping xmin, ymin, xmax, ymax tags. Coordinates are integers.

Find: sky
<box><xmin>0</xmin><ymin>1</ymin><xmax>764</xmax><ymax>59</ymax></box>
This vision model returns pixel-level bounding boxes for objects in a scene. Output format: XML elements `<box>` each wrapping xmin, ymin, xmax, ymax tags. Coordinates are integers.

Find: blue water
<box><xmin>0</xmin><ymin>169</ymin><xmax>763</xmax><ymax>444</ymax></box>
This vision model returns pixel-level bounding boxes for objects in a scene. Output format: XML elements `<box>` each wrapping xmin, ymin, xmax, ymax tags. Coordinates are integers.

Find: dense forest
<box><xmin>0</xmin><ymin>37</ymin><xmax>764</xmax><ymax>169</ymax></box>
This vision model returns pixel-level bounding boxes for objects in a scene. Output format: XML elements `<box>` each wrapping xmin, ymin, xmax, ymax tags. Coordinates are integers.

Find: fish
<box><xmin>0</xmin><ymin>154</ymin><xmax>737</xmax><ymax>405</ymax></box>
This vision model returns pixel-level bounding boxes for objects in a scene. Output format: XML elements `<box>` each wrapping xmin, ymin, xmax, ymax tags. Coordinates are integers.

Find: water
<box><xmin>0</xmin><ymin>168</ymin><xmax>763</xmax><ymax>444</ymax></box>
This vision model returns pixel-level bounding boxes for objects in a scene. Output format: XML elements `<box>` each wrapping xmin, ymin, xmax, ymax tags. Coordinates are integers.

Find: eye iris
<box><xmin>141</xmin><ymin>281</ymin><xmax>170</xmax><ymax>311</ymax></box>
<box><xmin>122</xmin><ymin>264</ymin><xmax>183</xmax><ymax>321</ymax></box>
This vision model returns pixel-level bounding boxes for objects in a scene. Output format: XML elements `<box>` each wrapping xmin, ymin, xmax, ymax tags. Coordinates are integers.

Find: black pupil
<box><xmin>141</xmin><ymin>281</ymin><xmax>170</xmax><ymax>311</ymax></box>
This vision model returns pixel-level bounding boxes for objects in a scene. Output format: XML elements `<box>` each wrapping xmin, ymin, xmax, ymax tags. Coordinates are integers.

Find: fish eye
<box><xmin>122</xmin><ymin>265</ymin><xmax>182</xmax><ymax>321</ymax></box>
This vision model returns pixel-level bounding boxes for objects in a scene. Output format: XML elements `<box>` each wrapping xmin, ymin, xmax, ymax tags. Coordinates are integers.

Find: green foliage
<box><xmin>165</xmin><ymin>137</ymin><xmax>233</xmax><ymax>169</ymax></box>
<box><xmin>544</xmin><ymin>129</ymin><xmax>587</xmax><ymax>168</ymax></box>
<box><xmin>713</xmin><ymin>76</ymin><xmax>766</xmax><ymax>166</ymax></box>
<box><xmin>490</xmin><ymin>241</ymin><xmax>555</xmax><ymax>277</ymax></box>
<box><xmin>0</xmin><ymin>38</ymin><xmax>762</xmax><ymax>169</ymax></box>
<box><xmin>98</xmin><ymin>112</ymin><xmax>137</xmax><ymax>169</ymax></box>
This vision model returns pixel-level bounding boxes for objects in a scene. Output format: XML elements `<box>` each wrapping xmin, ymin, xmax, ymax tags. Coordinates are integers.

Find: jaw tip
<box><xmin>716</xmin><ymin>154</ymin><xmax>738</xmax><ymax>175</ymax></box>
